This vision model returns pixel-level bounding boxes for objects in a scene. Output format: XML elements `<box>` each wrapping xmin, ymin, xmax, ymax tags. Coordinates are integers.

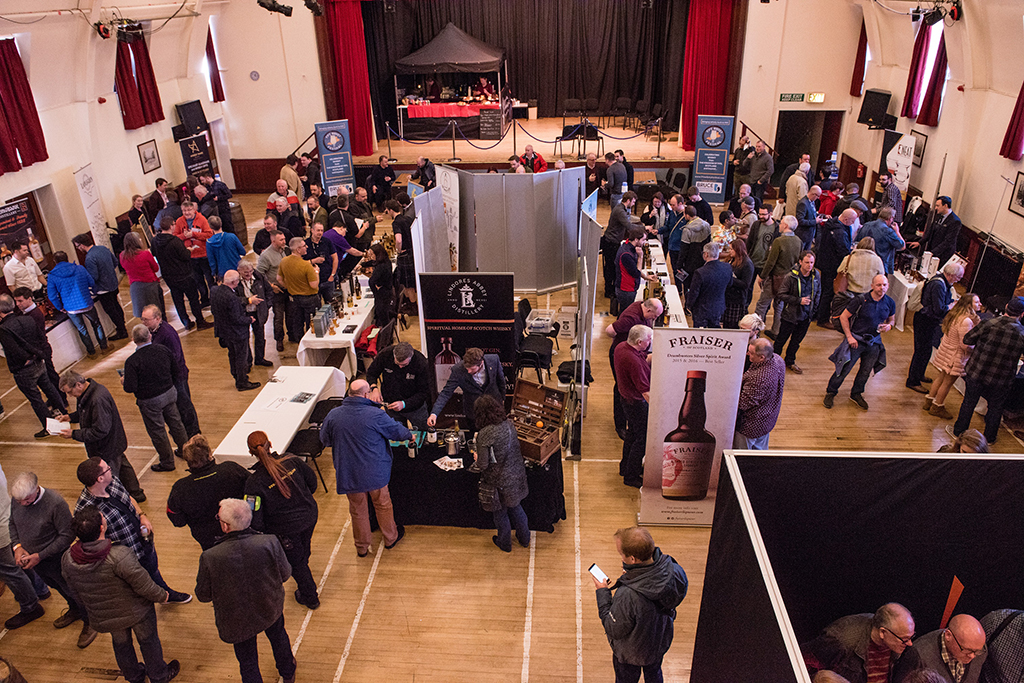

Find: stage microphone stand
<box><xmin>448</xmin><ymin>120</ymin><xmax>462</xmax><ymax>163</ymax></box>
<box><xmin>968</xmin><ymin>175</ymin><xmax>1015</xmax><ymax>293</ymax></box>
<box><xmin>651</xmin><ymin>118</ymin><xmax>665</xmax><ymax>160</ymax></box>
<box><xmin>385</xmin><ymin>121</ymin><xmax>397</xmax><ymax>162</ymax></box>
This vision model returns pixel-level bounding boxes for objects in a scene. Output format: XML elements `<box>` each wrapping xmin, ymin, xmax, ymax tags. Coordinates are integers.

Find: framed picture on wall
<box><xmin>911</xmin><ymin>129</ymin><xmax>927</xmax><ymax>167</ymax></box>
<box><xmin>1009</xmin><ymin>172</ymin><xmax>1024</xmax><ymax>219</ymax></box>
<box><xmin>137</xmin><ymin>140</ymin><xmax>160</xmax><ymax>174</ymax></box>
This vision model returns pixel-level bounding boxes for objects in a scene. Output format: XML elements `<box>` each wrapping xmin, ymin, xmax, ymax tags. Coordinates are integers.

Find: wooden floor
<box><xmin>354</xmin><ymin>115</ymin><xmax>692</xmax><ymax>166</ymax></box>
<box><xmin>0</xmin><ymin>194</ymin><xmax>1017</xmax><ymax>682</ymax></box>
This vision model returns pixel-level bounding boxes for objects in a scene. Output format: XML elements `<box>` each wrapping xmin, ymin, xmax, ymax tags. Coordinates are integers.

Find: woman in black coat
<box><xmin>473</xmin><ymin>395</ymin><xmax>530</xmax><ymax>553</ymax></box>
<box><xmin>243</xmin><ymin>431</ymin><xmax>320</xmax><ymax>609</ymax></box>
<box><xmin>366</xmin><ymin>243</ymin><xmax>394</xmax><ymax>328</ymax></box>
<box><xmin>722</xmin><ymin>239</ymin><xmax>755</xmax><ymax>329</ymax></box>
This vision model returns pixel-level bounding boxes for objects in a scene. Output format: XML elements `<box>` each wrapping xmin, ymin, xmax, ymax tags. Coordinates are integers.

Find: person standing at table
<box><xmin>257</xmin><ymin>230</ymin><xmax>291</xmax><ymax>352</ymax></box>
<box><xmin>13</xmin><ymin>287</ymin><xmax>65</xmax><ymax>413</ymax></box>
<box><xmin>234</xmin><ymin>262</ymin><xmax>273</xmax><ymax>368</ymax></box>
<box><xmin>615</xmin><ymin>227</ymin><xmax>658</xmax><ymax>315</ymax></box>
<box><xmin>72</xmin><ymin>233</ymin><xmax>129</xmax><ymax>341</ymax></box>
<box><xmin>614</xmin><ymin>325</ymin><xmax>653</xmax><ymax>488</ymax></box>
<box><xmin>119</xmin><ymin>233</ymin><xmax>164</xmax><ymax>321</ymax></box>
<box><xmin>321</xmin><ymin>380</ymin><xmax>411</xmax><ymax>558</ymax></box>
<box><xmin>428</xmin><ymin>348</ymin><xmax>506</xmax><ymax>432</ymax></box>
<box><xmin>604</xmin><ymin>299</ymin><xmax>662</xmax><ymax>441</ymax></box>
<box><xmin>277</xmin><ymin>238</ymin><xmax>320</xmax><ymax>343</ymax></box>
<box><xmin>304</xmin><ymin>221</ymin><xmax>337</xmax><ymax>305</ymax></box>
<box><xmin>151</xmin><ymin>218</ymin><xmax>211</xmax><ymax>331</ymax></box>
<box><xmin>212</xmin><ymin>271</ymin><xmax>261</xmax><ymax>392</ymax></box>
<box><xmin>244</xmin><ymin>431</ymin><xmax>320</xmax><ymax>609</ymax></box>
<box><xmin>47</xmin><ymin>250</ymin><xmax>108</xmax><ymax>356</ymax></box>
<box><xmin>3</xmin><ymin>241</ymin><xmax>45</xmax><ymax>295</ymax></box>
<box><xmin>366</xmin><ymin>342</ymin><xmax>431</xmax><ymax>429</ymax></box>
<box><xmin>472</xmin><ymin>394</ymin><xmax>530</xmax><ymax>553</ymax></box>
<box><xmin>366</xmin><ymin>243</ymin><xmax>394</xmax><ymax>328</ymax></box>
<box><xmin>167</xmin><ymin>435</ymin><xmax>249</xmax><ymax>551</ymax></box>
<box><xmin>369</xmin><ymin>155</ymin><xmax>397</xmax><ymax>209</ymax></box>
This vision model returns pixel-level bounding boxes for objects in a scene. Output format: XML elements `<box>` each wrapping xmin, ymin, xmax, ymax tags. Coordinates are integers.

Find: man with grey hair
<box><xmin>779</xmin><ymin>153</ymin><xmax>811</xmax><ymax>204</ymax></box>
<box><xmin>758</xmin><ymin>216</ymin><xmax>804</xmax><ymax>336</ymax></box>
<box><xmin>234</xmin><ymin>260</ymin><xmax>272</xmax><ymax>367</ymax></box>
<box><xmin>59</xmin><ymin>370</ymin><xmax>145</xmax><ymax>501</ymax></box>
<box><xmin>605</xmin><ymin>297</ymin><xmax>663</xmax><ymax>439</ymax></box>
<box><xmin>734</xmin><ymin>338</ymin><xmax>786</xmax><ymax>450</ymax></box>
<box><xmin>785</xmin><ymin>162</ymin><xmax>811</xmax><ymax>216</ymax></box>
<box><xmin>276</xmin><ymin>237</ymin><xmax>320</xmax><ymax>341</ymax></box>
<box><xmin>613</xmin><ymin>324</ymin><xmax>653</xmax><ymax>488</ymax></box>
<box><xmin>9</xmin><ymin>472</ymin><xmax>97</xmax><ymax>647</ymax></box>
<box><xmin>211</xmin><ymin>270</ymin><xmax>261</xmax><ymax>392</ymax></box>
<box><xmin>907</xmin><ymin>261</ymin><xmax>964</xmax><ymax>394</ymax></box>
<box><xmin>687</xmin><ymin>241</ymin><xmax>732</xmax><ymax>328</ymax></box>
<box><xmin>0</xmin><ymin>462</ymin><xmax>46</xmax><ymax>630</ymax></box>
<box><xmin>122</xmin><ymin>324</ymin><xmax>189</xmax><ymax>472</ymax></box>
<box><xmin>749</xmin><ymin>140</ymin><xmax>775</xmax><ymax>201</ymax></box>
<box><xmin>196</xmin><ymin>498</ymin><xmax>296</xmax><ymax>683</ymax></box>
<box><xmin>795</xmin><ymin>185</ymin><xmax>823</xmax><ymax>250</ymax></box>
<box><xmin>803</xmin><ymin>602</ymin><xmax>917</xmax><ymax>683</ymax></box>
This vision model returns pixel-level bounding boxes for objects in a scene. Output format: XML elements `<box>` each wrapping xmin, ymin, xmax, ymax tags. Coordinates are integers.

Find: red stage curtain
<box><xmin>917</xmin><ymin>31</ymin><xmax>947</xmax><ymax>126</ymax></box>
<box><xmin>850</xmin><ymin>19</ymin><xmax>868</xmax><ymax>98</ymax></box>
<box><xmin>901</xmin><ymin>24</ymin><xmax>932</xmax><ymax>119</ymax></box>
<box><xmin>129</xmin><ymin>37</ymin><xmax>164</xmax><ymax>125</ymax></box>
<box><xmin>115</xmin><ymin>40</ymin><xmax>146</xmax><ymax>130</ymax></box>
<box><xmin>1000</xmin><ymin>79</ymin><xmax>1024</xmax><ymax>161</ymax></box>
<box><xmin>206</xmin><ymin>28</ymin><xmax>225</xmax><ymax>103</ymax></box>
<box><xmin>326</xmin><ymin>0</ymin><xmax>375</xmax><ymax>156</ymax></box>
<box><xmin>679</xmin><ymin>0</ymin><xmax>734</xmax><ymax>151</ymax></box>
<box><xmin>0</xmin><ymin>39</ymin><xmax>48</xmax><ymax>169</ymax></box>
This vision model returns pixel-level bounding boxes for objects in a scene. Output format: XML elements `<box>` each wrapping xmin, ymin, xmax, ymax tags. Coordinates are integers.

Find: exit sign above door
<box><xmin>780</xmin><ymin>93</ymin><xmax>805</xmax><ymax>102</ymax></box>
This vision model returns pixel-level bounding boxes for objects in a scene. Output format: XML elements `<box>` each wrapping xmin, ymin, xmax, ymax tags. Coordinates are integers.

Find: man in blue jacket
<box><xmin>73</xmin><ymin>233</ymin><xmax>128</xmax><ymax>340</ymax></box>
<box><xmin>593</xmin><ymin>526</ymin><xmax>688</xmax><ymax>683</ymax></box>
<box><xmin>206</xmin><ymin>216</ymin><xmax>246</xmax><ymax>281</ymax></box>
<box><xmin>320</xmin><ymin>380</ymin><xmax>411</xmax><ymax>558</ymax></box>
<box><xmin>686</xmin><ymin>242</ymin><xmax>733</xmax><ymax>328</ymax></box>
<box><xmin>47</xmin><ymin>251</ymin><xmax>107</xmax><ymax>355</ymax></box>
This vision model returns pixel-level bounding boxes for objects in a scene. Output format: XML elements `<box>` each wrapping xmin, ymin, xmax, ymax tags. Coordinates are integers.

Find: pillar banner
<box><xmin>72</xmin><ymin>164</ymin><xmax>113</xmax><ymax>250</ymax></box>
<box><xmin>639</xmin><ymin>327</ymin><xmax>748</xmax><ymax>526</ymax></box>
<box><xmin>875</xmin><ymin>130</ymin><xmax>915</xmax><ymax>206</ymax></box>
<box><xmin>437</xmin><ymin>165</ymin><xmax>460</xmax><ymax>271</ymax></box>
<box><xmin>178</xmin><ymin>134</ymin><xmax>212</xmax><ymax>177</ymax></box>
<box><xmin>693</xmin><ymin>115</ymin><xmax>735</xmax><ymax>205</ymax></box>
<box><xmin>315</xmin><ymin>119</ymin><xmax>354</xmax><ymax>197</ymax></box>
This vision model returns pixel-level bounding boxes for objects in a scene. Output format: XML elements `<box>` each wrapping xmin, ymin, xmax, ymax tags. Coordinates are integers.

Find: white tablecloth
<box><xmin>213</xmin><ymin>366</ymin><xmax>347</xmax><ymax>465</ymax></box>
<box><xmin>888</xmin><ymin>271</ymin><xmax>923</xmax><ymax>332</ymax></box>
<box><xmin>636</xmin><ymin>242</ymin><xmax>688</xmax><ymax>328</ymax></box>
<box><xmin>295</xmin><ymin>296</ymin><xmax>376</xmax><ymax>376</ymax></box>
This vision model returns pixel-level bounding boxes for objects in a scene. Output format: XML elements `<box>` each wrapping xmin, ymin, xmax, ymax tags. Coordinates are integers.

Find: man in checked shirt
<box><xmin>950</xmin><ymin>296</ymin><xmax>1024</xmax><ymax>445</ymax></box>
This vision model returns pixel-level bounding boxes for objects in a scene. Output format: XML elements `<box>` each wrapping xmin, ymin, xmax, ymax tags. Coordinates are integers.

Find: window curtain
<box><xmin>850</xmin><ymin>19</ymin><xmax>868</xmax><ymax>98</ymax></box>
<box><xmin>206</xmin><ymin>28</ymin><xmax>225</xmax><ymax>103</ymax></box>
<box><xmin>114</xmin><ymin>40</ymin><xmax>145</xmax><ymax>129</ymax></box>
<box><xmin>326</xmin><ymin>0</ymin><xmax>375</xmax><ymax>156</ymax></box>
<box><xmin>916</xmin><ymin>31</ymin><xmax>946</xmax><ymax>127</ymax></box>
<box><xmin>129</xmin><ymin>36</ymin><xmax>164</xmax><ymax>125</ymax></box>
<box><xmin>999</xmin><ymin>79</ymin><xmax>1024</xmax><ymax>161</ymax></box>
<box><xmin>901</xmin><ymin>24</ymin><xmax>932</xmax><ymax>119</ymax></box>
<box><xmin>679</xmin><ymin>0</ymin><xmax>734</xmax><ymax>150</ymax></box>
<box><xmin>0</xmin><ymin>39</ymin><xmax>48</xmax><ymax>172</ymax></box>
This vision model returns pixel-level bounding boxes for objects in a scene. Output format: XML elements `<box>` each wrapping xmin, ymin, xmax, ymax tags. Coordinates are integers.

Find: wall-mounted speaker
<box><xmin>858</xmin><ymin>89</ymin><xmax>892</xmax><ymax>127</ymax></box>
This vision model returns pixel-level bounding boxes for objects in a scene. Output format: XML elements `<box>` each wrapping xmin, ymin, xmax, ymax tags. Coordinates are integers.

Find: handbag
<box><xmin>833</xmin><ymin>259</ymin><xmax>851</xmax><ymax>294</ymax></box>
<box><xmin>476</xmin><ymin>446</ymin><xmax>499</xmax><ymax>512</ymax></box>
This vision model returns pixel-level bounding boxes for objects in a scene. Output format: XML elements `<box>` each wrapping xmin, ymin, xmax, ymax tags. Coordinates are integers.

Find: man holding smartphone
<box><xmin>592</xmin><ymin>527</ymin><xmax>688</xmax><ymax>683</ymax></box>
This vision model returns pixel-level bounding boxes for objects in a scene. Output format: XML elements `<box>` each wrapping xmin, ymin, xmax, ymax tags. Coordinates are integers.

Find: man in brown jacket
<box><xmin>61</xmin><ymin>506</ymin><xmax>180</xmax><ymax>683</ymax></box>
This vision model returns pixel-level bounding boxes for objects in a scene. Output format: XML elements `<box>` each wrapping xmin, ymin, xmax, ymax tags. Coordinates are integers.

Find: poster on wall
<box><xmin>692</xmin><ymin>115</ymin><xmax>735</xmax><ymax>205</ymax></box>
<box><xmin>419</xmin><ymin>272</ymin><xmax>516</xmax><ymax>425</ymax></box>
<box><xmin>875</xmin><ymin>129</ymin><xmax>915</xmax><ymax>205</ymax></box>
<box><xmin>437</xmin><ymin>166</ymin><xmax>460</xmax><ymax>271</ymax></box>
<box><xmin>315</xmin><ymin>120</ymin><xmax>354</xmax><ymax>197</ymax></box>
<box><xmin>639</xmin><ymin>327</ymin><xmax>748</xmax><ymax>526</ymax></box>
<box><xmin>73</xmin><ymin>164</ymin><xmax>113</xmax><ymax>251</ymax></box>
<box><xmin>179</xmin><ymin>134</ymin><xmax>212</xmax><ymax>177</ymax></box>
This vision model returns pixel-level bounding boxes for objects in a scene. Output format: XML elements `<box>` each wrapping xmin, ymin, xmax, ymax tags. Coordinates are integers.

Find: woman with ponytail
<box><xmin>243</xmin><ymin>431</ymin><xmax>321</xmax><ymax>609</ymax></box>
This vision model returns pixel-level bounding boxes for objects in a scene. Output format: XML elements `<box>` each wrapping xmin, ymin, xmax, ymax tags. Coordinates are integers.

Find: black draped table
<box><xmin>370</xmin><ymin>445</ymin><xmax>566</xmax><ymax>533</ymax></box>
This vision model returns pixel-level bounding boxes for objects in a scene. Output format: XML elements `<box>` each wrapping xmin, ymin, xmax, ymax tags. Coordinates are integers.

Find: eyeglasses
<box><xmin>882</xmin><ymin>627</ymin><xmax>915</xmax><ymax>647</ymax></box>
<box><xmin>948</xmin><ymin>628</ymin><xmax>984</xmax><ymax>657</ymax></box>
<box><xmin>98</xmin><ymin>466</ymin><xmax>111</xmax><ymax>476</ymax></box>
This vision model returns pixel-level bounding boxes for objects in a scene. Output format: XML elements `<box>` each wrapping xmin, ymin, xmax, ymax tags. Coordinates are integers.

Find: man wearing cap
<box><xmin>950</xmin><ymin>296</ymin><xmax>1024</xmax><ymax>445</ymax></box>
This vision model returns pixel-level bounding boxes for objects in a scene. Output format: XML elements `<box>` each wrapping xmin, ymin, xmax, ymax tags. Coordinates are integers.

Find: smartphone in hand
<box><xmin>588</xmin><ymin>563</ymin><xmax>609</xmax><ymax>583</ymax></box>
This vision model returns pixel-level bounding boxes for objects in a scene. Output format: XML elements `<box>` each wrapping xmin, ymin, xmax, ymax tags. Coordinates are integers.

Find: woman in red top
<box><xmin>119</xmin><ymin>232</ymin><xmax>164</xmax><ymax>319</ymax></box>
<box><xmin>817</xmin><ymin>180</ymin><xmax>841</xmax><ymax>217</ymax></box>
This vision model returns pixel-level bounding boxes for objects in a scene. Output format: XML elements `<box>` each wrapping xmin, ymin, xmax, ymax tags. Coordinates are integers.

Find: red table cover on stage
<box><xmin>406</xmin><ymin>103</ymin><xmax>499</xmax><ymax>118</ymax></box>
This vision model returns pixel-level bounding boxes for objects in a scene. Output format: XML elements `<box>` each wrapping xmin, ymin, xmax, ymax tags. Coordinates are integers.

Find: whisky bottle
<box><xmin>27</xmin><ymin>228</ymin><xmax>44</xmax><ymax>262</ymax></box>
<box><xmin>433</xmin><ymin>337</ymin><xmax>460</xmax><ymax>393</ymax></box>
<box><xmin>662</xmin><ymin>371</ymin><xmax>716</xmax><ymax>500</ymax></box>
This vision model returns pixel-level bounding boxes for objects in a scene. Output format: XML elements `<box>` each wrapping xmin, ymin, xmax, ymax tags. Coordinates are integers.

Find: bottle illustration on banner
<box><xmin>662</xmin><ymin>370</ymin><xmax>716</xmax><ymax>500</ymax></box>
<box><xmin>27</xmin><ymin>228</ymin><xmax>44</xmax><ymax>262</ymax></box>
<box><xmin>433</xmin><ymin>337</ymin><xmax>460</xmax><ymax>393</ymax></box>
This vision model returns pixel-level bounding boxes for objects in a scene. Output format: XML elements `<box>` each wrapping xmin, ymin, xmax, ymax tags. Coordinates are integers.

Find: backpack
<box><xmin>908</xmin><ymin>275</ymin><xmax>944</xmax><ymax>313</ymax></box>
<box><xmin>831</xmin><ymin>292</ymin><xmax>865</xmax><ymax>332</ymax></box>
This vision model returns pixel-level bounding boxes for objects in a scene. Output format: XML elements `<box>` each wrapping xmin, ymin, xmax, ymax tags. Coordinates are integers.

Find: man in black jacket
<box><xmin>603</xmin><ymin>191</ymin><xmax>635</xmax><ymax>303</ymax></box>
<box><xmin>832</xmin><ymin>183</ymin><xmax>864</xmax><ymax>218</ymax></box>
<box><xmin>0</xmin><ymin>294</ymin><xmax>67</xmax><ymax>437</ymax></box>
<box><xmin>122</xmin><ymin>324</ymin><xmax>189</xmax><ymax>473</ymax></box>
<box><xmin>908</xmin><ymin>262</ymin><xmax>962</xmax><ymax>395</ymax></box>
<box><xmin>411</xmin><ymin>156</ymin><xmax>436</xmax><ymax>191</ymax></box>
<box><xmin>366</xmin><ymin>342</ymin><xmax>431</xmax><ymax>429</ymax></box>
<box><xmin>795</xmin><ymin>185</ymin><xmax>823</xmax><ymax>250</ymax></box>
<box><xmin>427</xmin><ymin>348</ymin><xmax>506</xmax><ymax>431</ymax></box>
<box><xmin>166</xmin><ymin>435</ymin><xmax>249</xmax><ymax>550</ymax></box>
<box><xmin>212</xmin><ymin>270</ymin><xmax>261</xmax><ymax>392</ymax></box>
<box><xmin>196</xmin><ymin>498</ymin><xmax>296</xmax><ymax>683</ymax></box>
<box><xmin>908</xmin><ymin>195</ymin><xmax>962</xmax><ymax>267</ymax></box>
<box><xmin>235</xmin><ymin>262</ymin><xmax>272</xmax><ymax>367</ymax></box>
<box><xmin>59</xmin><ymin>371</ymin><xmax>145</xmax><ymax>501</ymax></box>
<box><xmin>368</xmin><ymin>155</ymin><xmax>397</xmax><ymax>208</ymax></box>
<box><xmin>593</xmin><ymin>527</ymin><xmax>688</xmax><ymax>683</ymax></box>
<box><xmin>151</xmin><ymin>217</ymin><xmax>211</xmax><ymax>330</ymax></box>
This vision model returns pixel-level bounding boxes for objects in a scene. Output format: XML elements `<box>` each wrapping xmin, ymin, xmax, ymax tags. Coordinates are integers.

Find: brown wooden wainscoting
<box><xmin>230</xmin><ymin>158</ymin><xmax>286</xmax><ymax>193</ymax></box>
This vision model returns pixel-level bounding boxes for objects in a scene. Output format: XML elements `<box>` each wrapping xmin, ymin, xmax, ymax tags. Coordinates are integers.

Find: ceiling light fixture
<box><xmin>304</xmin><ymin>0</ymin><xmax>324</xmax><ymax>16</ymax></box>
<box><xmin>257</xmin><ymin>0</ymin><xmax>293</xmax><ymax>16</ymax></box>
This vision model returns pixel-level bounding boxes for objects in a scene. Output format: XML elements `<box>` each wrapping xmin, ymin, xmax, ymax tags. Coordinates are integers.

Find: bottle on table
<box><xmin>662</xmin><ymin>371</ymin><xmax>716</xmax><ymax>500</ymax></box>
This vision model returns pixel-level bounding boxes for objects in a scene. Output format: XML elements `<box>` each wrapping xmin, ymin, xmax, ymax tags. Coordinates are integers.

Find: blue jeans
<box><xmin>732</xmin><ymin>430</ymin><xmax>770</xmax><ymax>450</ymax></box>
<box><xmin>67</xmin><ymin>307</ymin><xmax>106</xmax><ymax>353</ymax></box>
<box><xmin>109</xmin><ymin>606</ymin><xmax>168</xmax><ymax>683</ymax></box>
<box><xmin>826</xmin><ymin>342</ymin><xmax>882</xmax><ymax>396</ymax></box>
<box><xmin>493</xmin><ymin>504</ymin><xmax>529</xmax><ymax>549</ymax></box>
<box><xmin>14</xmin><ymin>360</ymin><xmax>66</xmax><ymax>427</ymax></box>
<box><xmin>137</xmin><ymin>539</ymin><xmax>172</xmax><ymax>594</ymax></box>
<box><xmin>232</xmin><ymin>614</ymin><xmax>296</xmax><ymax>683</ymax></box>
<box><xmin>0</xmin><ymin>543</ymin><xmax>39</xmax><ymax>614</ymax></box>
<box><xmin>613</xmin><ymin>655</ymin><xmax>663</xmax><ymax>683</ymax></box>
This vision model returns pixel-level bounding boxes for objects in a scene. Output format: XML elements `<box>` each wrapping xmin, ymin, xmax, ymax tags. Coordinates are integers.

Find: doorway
<box><xmin>773</xmin><ymin>110</ymin><xmax>844</xmax><ymax>183</ymax></box>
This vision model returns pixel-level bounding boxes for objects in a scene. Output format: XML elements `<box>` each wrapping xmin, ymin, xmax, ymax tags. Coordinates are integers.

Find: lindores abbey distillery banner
<box><xmin>640</xmin><ymin>328</ymin><xmax>748</xmax><ymax>526</ymax></box>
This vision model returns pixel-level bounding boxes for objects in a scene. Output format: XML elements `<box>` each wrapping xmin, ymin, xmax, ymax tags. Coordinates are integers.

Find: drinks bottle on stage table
<box><xmin>662</xmin><ymin>370</ymin><xmax>716</xmax><ymax>500</ymax></box>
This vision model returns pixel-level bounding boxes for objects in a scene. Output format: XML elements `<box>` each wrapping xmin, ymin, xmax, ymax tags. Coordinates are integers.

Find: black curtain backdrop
<box><xmin>361</xmin><ymin>0</ymin><xmax>688</xmax><ymax>141</ymax></box>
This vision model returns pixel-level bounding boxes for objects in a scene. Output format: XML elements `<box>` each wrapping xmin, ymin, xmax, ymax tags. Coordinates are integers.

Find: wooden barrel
<box><xmin>230</xmin><ymin>201</ymin><xmax>248</xmax><ymax>246</ymax></box>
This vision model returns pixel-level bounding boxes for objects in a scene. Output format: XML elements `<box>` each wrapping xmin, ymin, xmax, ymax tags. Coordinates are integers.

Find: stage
<box><xmin>353</xmin><ymin>115</ymin><xmax>693</xmax><ymax>166</ymax></box>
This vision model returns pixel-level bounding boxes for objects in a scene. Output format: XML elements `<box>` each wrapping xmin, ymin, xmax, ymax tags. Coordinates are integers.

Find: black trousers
<box><xmin>225</xmin><ymin>336</ymin><xmax>251</xmax><ymax>388</ymax></box>
<box><xmin>14</xmin><ymin>361</ymin><xmax>65</xmax><ymax>426</ymax></box>
<box><xmin>272</xmin><ymin>290</ymin><xmax>290</xmax><ymax>343</ymax></box>
<box><xmin>621</xmin><ymin>399</ymin><xmax>649</xmax><ymax>486</ymax></box>
<box><xmin>192</xmin><ymin>258</ymin><xmax>215</xmax><ymax>304</ymax></box>
<box><xmin>96</xmin><ymin>290</ymin><xmax>128</xmax><ymax>335</ymax></box>
<box><xmin>168</xmin><ymin>277</ymin><xmax>205</xmax><ymax>327</ymax></box>
<box><xmin>287</xmin><ymin>293</ymin><xmax>319</xmax><ymax>343</ymax></box>
<box><xmin>249</xmin><ymin>316</ymin><xmax>267</xmax><ymax>363</ymax></box>
<box><xmin>232</xmin><ymin>614</ymin><xmax>295</xmax><ymax>683</ymax></box>
<box><xmin>175</xmin><ymin>378</ymin><xmax>200</xmax><ymax>438</ymax></box>
<box><xmin>775</xmin><ymin>318</ymin><xmax>811</xmax><ymax>365</ymax></box>
<box><xmin>33</xmin><ymin>556</ymin><xmax>87</xmax><ymax>623</ymax></box>
<box><xmin>907</xmin><ymin>312</ymin><xmax>941</xmax><ymax>386</ymax></box>
<box><xmin>277</xmin><ymin>525</ymin><xmax>318</xmax><ymax>604</ymax></box>
<box><xmin>608</xmin><ymin>344</ymin><xmax>626</xmax><ymax>435</ymax></box>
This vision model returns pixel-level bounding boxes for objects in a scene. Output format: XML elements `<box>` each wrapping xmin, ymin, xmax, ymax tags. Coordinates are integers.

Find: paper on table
<box><xmin>46</xmin><ymin>417</ymin><xmax>65</xmax><ymax>436</ymax></box>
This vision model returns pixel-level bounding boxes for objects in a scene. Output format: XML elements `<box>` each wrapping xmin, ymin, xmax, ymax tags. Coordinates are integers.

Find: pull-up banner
<box><xmin>315</xmin><ymin>119</ymin><xmax>355</xmax><ymax>197</ymax></box>
<box><xmin>179</xmin><ymin>134</ymin><xmax>212</xmax><ymax>177</ymax></box>
<box><xmin>693</xmin><ymin>115</ymin><xmax>735</xmax><ymax>205</ymax></box>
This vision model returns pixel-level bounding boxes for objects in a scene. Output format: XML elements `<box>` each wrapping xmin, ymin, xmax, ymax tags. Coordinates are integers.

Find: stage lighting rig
<box><xmin>304</xmin><ymin>0</ymin><xmax>324</xmax><ymax>15</ymax></box>
<box><xmin>257</xmin><ymin>0</ymin><xmax>293</xmax><ymax>16</ymax></box>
